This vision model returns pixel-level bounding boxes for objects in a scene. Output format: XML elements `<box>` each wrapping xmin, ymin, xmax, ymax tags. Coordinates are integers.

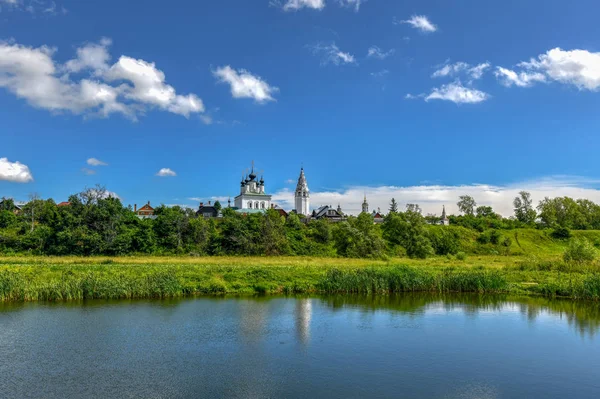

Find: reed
<box><xmin>0</xmin><ymin>256</ymin><xmax>598</xmax><ymax>302</ymax></box>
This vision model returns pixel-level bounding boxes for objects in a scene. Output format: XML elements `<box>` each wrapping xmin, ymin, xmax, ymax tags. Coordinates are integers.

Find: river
<box><xmin>0</xmin><ymin>294</ymin><xmax>599</xmax><ymax>398</ymax></box>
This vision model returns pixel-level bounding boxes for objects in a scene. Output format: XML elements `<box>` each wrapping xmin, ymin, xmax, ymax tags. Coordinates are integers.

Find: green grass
<box><xmin>0</xmin><ymin>255</ymin><xmax>599</xmax><ymax>302</ymax></box>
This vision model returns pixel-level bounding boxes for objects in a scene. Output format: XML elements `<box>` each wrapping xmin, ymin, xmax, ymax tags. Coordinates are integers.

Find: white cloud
<box><xmin>367</xmin><ymin>46</ymin><xmax>395</xmax><ymax>60</ymax></box>
<box><xmin>81</xmin><ymin>168</ymin><xmax>96</xmax><ymax>175</ymax></box>
<box><xmin>0</xmin><ymin>0</ymin><xmax>66</xmax><ymax>14</ymax></box>
<box><xmin>398</xmin><ymin>15</ymin><xmax>437</xmax><ymax>33</ymax></box>
<box><xmin>432</xmin><ymin>61</ymin><xmax>490</xmax><ymax>80</ymax></box>
<box><xmin>87</xmin><ymin>158</ymin><xmax>107</xmax><ymax>166</ymax></box>
<box><xmin>494</xmin><ymin>67</ymin><xmax>546</xmax><ymax>87</ymax></box>
<box><xmin>105</xmin><ymin>56</ymin><xmax>204</xmax><ymax>117</ymax></box>
<box><xmin>281</xmin><ymin>0</ymin><xmax>325</xmax><ymax>11</ymax></box>
<box><xmin>370</xmin><ymin>69</ymin><xmax>389</xmax><ymax>78</ymax></box>
<box><xmin>156</xmin><ymin>168</ymin><xmax>177</xmax><ymax>177</ymax></box>
<box><xmin>213</xmin><ymin>65</ymin><xmax>278</xmax><ymax>103</ymax></box>
<box><xmin>497</xmin><ymin>48</ymin><xmax>600</xmax><ymax>91</ymax></box>
<box><xmin>310</xmin><ymin>43</ymin><xmax>357</xmax><ymax>66</ymax></box>
<box><xmin>64</xmin><ymin>37</ymin><xmax>112</xmax><ymax>74</ymax></box>
<box><xmin>271</xmin><ymin>176</ymin><xmax>600</xmax><ymax>217</ymax></box>
<box><xmin>337</xmin><ymin>0</ymin><xmax>364</xmax><ymax>12</ymax></box>
<box><xmin>0</xmin><ymin>157</ymin><xmax>33</xmax><ymax>183</ymax></box>
<box><xmin>425</xmin><ymin>81</ymin><xmax>489</xmax><ymax>104</ymax></box>
<box><xmin>0</xmin><ymin>38</ymin><xmax>205</xmax><ymax>120</ymax></box>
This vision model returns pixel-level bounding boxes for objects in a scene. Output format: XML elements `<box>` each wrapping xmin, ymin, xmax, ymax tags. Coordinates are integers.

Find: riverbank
<box><xmin>0</xmin><ymin>256</ymin><xmax>599</xmax><ymax>301</ymax></box>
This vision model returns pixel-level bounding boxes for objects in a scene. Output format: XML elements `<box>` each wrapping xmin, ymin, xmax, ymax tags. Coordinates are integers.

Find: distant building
<box><xmin>362</xmin><ymin>194</ymin><xmax>369</xmax><ymax>214</ymax></box>
<box><xmin>135</xmin><ymin>201</ymin><xmax>156</xmax><ymax>219</ymax></box>
<box><xmin>234</xmin><ymin>162</ymin><xmax>271</xmax><ymax>212</ymax></box>
<box><xmin>440</xmin><ymin>205</ymin><xmax>450</xmax><ymax>226</ymax></box>
<box><xmin>311</xmin><ymin>205</ymin><xmax>345</xmax><ymax>222</ymax></box>
<box><xmin>294</xmin><ymin>167</ymin><xmax>310</xmax><ymax>216</ymax></box>
<box><xmin>57</xmin><ymin>201</ymin><xmax>71</xmax><ymax>207</ymax></box>
<box><xmin>197</xmin><ymin>201</ymin><xmax>221</xmax><ymax>219</ymax></box>
<box><xmin>272</xmin><ymin>204</ymin><xmax>289</xmax><ymax>218</ymax></box>
<box><xmin>372</xmin><ymin>208</ymin><xmax>384</xmax><ymax>224</ymax></box>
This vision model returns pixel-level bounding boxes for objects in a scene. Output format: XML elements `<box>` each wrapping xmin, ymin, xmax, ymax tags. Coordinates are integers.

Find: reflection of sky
<box><xmin>0</xmin><ymin>295</ymin><xmax>599</xmax><ymax>398</ymax></box>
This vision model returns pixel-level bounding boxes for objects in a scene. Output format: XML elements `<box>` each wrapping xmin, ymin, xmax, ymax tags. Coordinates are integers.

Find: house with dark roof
<box><xmin>311</xmin><ymin>205</ymin><xmax>345</xmax><ymax>222</ymax></box>
<box><xmin>197</xmin><ymin>201</ymin><xmax>221</xmax><ymax>219</ymax></box>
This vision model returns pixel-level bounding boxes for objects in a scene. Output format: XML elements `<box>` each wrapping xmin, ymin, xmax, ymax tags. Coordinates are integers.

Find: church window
<box><xmin>248</xmin><ymin>202</ymin><xmax>252</xmax><ymax>209</ymax></box>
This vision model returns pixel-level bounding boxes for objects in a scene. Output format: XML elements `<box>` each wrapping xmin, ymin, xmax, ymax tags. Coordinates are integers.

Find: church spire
<box><xmin>294</xmin><ymin>166</ymin><xmax>310</xmax><ymax>216</ymax></box>
<box><xmin>362</xmin><ymin>192</ymin><xmax>369</xmax><ymax>214</ymax></box>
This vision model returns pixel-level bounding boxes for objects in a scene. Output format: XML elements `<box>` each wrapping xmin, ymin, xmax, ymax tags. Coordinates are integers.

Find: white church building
<box><xmin>234</xmin><ymin>162</ymin><xmax>272</xmax><ymax>211</ymax></box>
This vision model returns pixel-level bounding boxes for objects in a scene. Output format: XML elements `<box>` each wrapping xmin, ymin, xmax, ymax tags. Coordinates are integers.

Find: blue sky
<box><xmin>2</xmin><ymin>0</ymin><xmax>600</xmax><ymax>214</ymax></box>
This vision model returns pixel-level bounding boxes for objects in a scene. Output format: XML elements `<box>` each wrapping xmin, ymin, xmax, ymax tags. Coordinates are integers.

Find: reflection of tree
<box><xmin>319</xmin><ymin>293</ymin><xmax>600</xmax><ymax>339</ymax></box>
<box><xmin>295</xmin><ymin>298</ymin><xmax>312</xmax><ymax>345</ymax></box>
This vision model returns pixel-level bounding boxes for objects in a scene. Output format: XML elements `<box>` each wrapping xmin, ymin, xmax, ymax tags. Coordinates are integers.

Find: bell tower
<box><xmin>294</xmin><ymin>167</ymin><xmax>310</xmax><ymax>216</ymax></box>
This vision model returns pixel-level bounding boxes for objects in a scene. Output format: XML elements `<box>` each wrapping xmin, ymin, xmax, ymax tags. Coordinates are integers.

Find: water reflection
<box><xmin>0</xmin><ymin>294</ymin><xmax>599</xmax><ymax>398</ymax></box>
<box><xmin>295</xmin><ymin>298</ymin><xmax>312</xmax><ymax>345</ymax></box>
<box><xmin>319</xmin><ymin>293</ymin><xmax>600</xmax><ymax>339</ymax></box>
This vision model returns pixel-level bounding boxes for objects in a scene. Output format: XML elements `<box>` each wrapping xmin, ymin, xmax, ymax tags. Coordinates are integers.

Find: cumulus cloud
<box><xmin>367</xmin><ymin>46</ymin><xmax>395</xmax><ymax>60</ymax></box>
<box><xmin>494</xmin><ymin>67</ymin><xmax>546</xmax><ymax>87</ymax></box>
<box><xmin>0</xmin><ymin>157</ymin><xmax>33</xmax><ymax>183</ymax></box>
<box><xmin>397</xmin><ymin>15</ymin><xmax>437</xmax><ymax>33</ymax></box>
<box><xmin>64</xmin><ymin>37</ymin><xmax>112</xmax><ymax>75</ymax></box>
<box><xmin>309</xmin><ymin>43</ymin><xmax>357</xmax><ymax>66</ymax></box>
<box><xmin>0</xmin><ymin>38</ymin><xmax>205</xmax><ymax>120</ymax></box>
<box><xmin>496</xmin><ymin>48</ymin><xmax>600</xmax><ymax>91</ymax></box>
<box><xmin>87</xmin><ymin>157</ymin><xmax>107</xmax><ymax>166</ymax></box>
<box><xmin>280</xmin><ymin>0</ymin><xmax>325</xmax><ymax>11</ymax></box>
<box><xmin>432</xmin><ymin>61</ymin><xmax>490</xmax><ymax>80</ymax></box>
<box><xmin>213</xmin><ymin>66</ymin><xmax>278</xmax><ymax>103</ymax></box>
<box><xmin>271</xmin><ymin>176</ymin><xmax>600</xmax><ymax>216</ymax></box>
<box><xmin>156</xmin><ymin>168</ymin><xmax>177</xmax><ymax>177</ymax></box>
<box><xmin>424</xmin><ymin>81</ymin><xmax>489</xmax><ymax>104</ymax></box>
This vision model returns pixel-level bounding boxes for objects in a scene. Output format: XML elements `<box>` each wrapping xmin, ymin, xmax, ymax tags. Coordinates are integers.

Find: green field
<box><xmin>1</xmin><ymin>228</ymin><xmax>600</xmax><ymax>302</ymax></box>
<box><xmin>0</xmin><ymin>254</ymin><xmax>599</xmax><ymax>302</ymax></box>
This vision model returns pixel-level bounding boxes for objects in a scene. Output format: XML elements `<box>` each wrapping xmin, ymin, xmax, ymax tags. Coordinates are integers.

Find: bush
<box><xmin>456</xmin><ymin>252</ymin><xmax>467</xmax><ymax>261</ymax></box>
<box><xmin>551</xmin><ymin>227</ymin><xmax>572</xmax><ymax>240</ymax></box>
<box><xmin>564</xmin><ymin>239</ymin><xmax>597</xmax><ymax>264</ymax></box>
<box><xmin>477</xmin><ymin>229</ymin><xmax>502</xmax><ymax>245</ymax></box>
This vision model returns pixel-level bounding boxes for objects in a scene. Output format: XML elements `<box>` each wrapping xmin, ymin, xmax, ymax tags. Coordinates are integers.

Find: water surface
<box><xmin>1</xmin><ymin>294</ymin><xmax>599</xmax><ymax>398</ymax></box>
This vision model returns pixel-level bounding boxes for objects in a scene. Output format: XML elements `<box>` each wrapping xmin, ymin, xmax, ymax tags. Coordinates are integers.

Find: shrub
<box><xmin>551</xmin><ymin>227</ymin><xmax>572</xmax><ymax>240</ymax></box>
<box><xmin>477</xmin><ymin>229</ymin><xmax>502</xmax><ymax>245</ymax></box>
<box><xmin>456</xmin><ymin>252</ymin><xmax>467</xmax><ymax>261</ymax></box>
<box><xmin>564</xmin><ymin>238</ymin><xmax>597</xmax><ymax>264</ymax></box>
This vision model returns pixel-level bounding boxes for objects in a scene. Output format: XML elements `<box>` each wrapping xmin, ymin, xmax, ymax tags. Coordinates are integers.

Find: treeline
<box><xmin>1</xmin><ymin>188</ymin><xmax>600</xmax><ymax>258</ymax></box>
<box><xmin>439</xmin><ymin>192</ymin><xmax>600</xmax><ymax>232</ymax></box>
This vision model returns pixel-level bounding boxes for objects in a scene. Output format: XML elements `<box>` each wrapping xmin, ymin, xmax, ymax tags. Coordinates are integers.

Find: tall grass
<box><xmin>318</xmin><ymin>266</ymin><xmax>508</xmax><ymax>294</ymax></box>
<box><xmin>0</xmin><ymin>256</ymin><xmax>599</xmax><ymax>302</ymax></box>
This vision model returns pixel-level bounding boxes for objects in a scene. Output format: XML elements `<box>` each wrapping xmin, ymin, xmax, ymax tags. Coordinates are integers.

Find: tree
<box><xmin>476</xmin><ymin>206</ymin><xmax>496</xmax><ymax>218</ymax></box>
<box><xmin>214</xmin><ymin>200</ymin><xmax>222</xmax><ymax>211</ymax></box>
<box><xmin>405</xmin><ymin>204</ymin><xmax>422</xmax><ymax>214</ymax></box>
<box><xmin>389</xmin><ymin>198</ymin><xmax>398</xmax><ymax>213</ymax></box>
<box><xmin>513</xmin><ymin>191</ymin><xmax>537</xmax><ymax>225</ymax></box>
<box><xmin>0</xmin><ymin>197</ymin><xmax>16</xmax><ymax>212</ymax></box>
<box><xmin>457</xmin><ymin>195</ymin><xmax>476</xmax><ymax>216</ymax></box>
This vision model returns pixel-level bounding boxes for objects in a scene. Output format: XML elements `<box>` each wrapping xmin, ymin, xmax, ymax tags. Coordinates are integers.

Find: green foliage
<box><xmin>564</xmin><ymin>239</ymin><xmax>597</xmax><ymax>264</ymax></box>
<box><xmin>456</xmin><ymin>251</ymin><xmax>467</xmax><ymax>261</ymax></box>
<box><xmin>389</xmin><ymin>198</ymin><xmax>398</xmax><ymax>213</ymax></box>
<box><xmin>513</xmin><ymin>191</ymin><xmax>537</xmax><ymax>225</ymax></box>
<box><xmin>427</xmin><ymin>227</ymin><xmax>460</xmax><ymax>255</ymax></box>
<box><xmin>383</xmin><ymin>210</ymin><xmax>433</xmax><ymax>259</ymax></box>
<box><xmin>551</xmin><ymin>226</ymin><xmax>572</xmax><ymax>240</ymax></box>
<box><xmin>332</xmin><ymin>213</ymin><xmax>386</xmax><ymax>258</ymax></box>
<box><xmin>457</xmin><ymin>195</ymin><xmax>477</xmax><ymax>216</ymax></box>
